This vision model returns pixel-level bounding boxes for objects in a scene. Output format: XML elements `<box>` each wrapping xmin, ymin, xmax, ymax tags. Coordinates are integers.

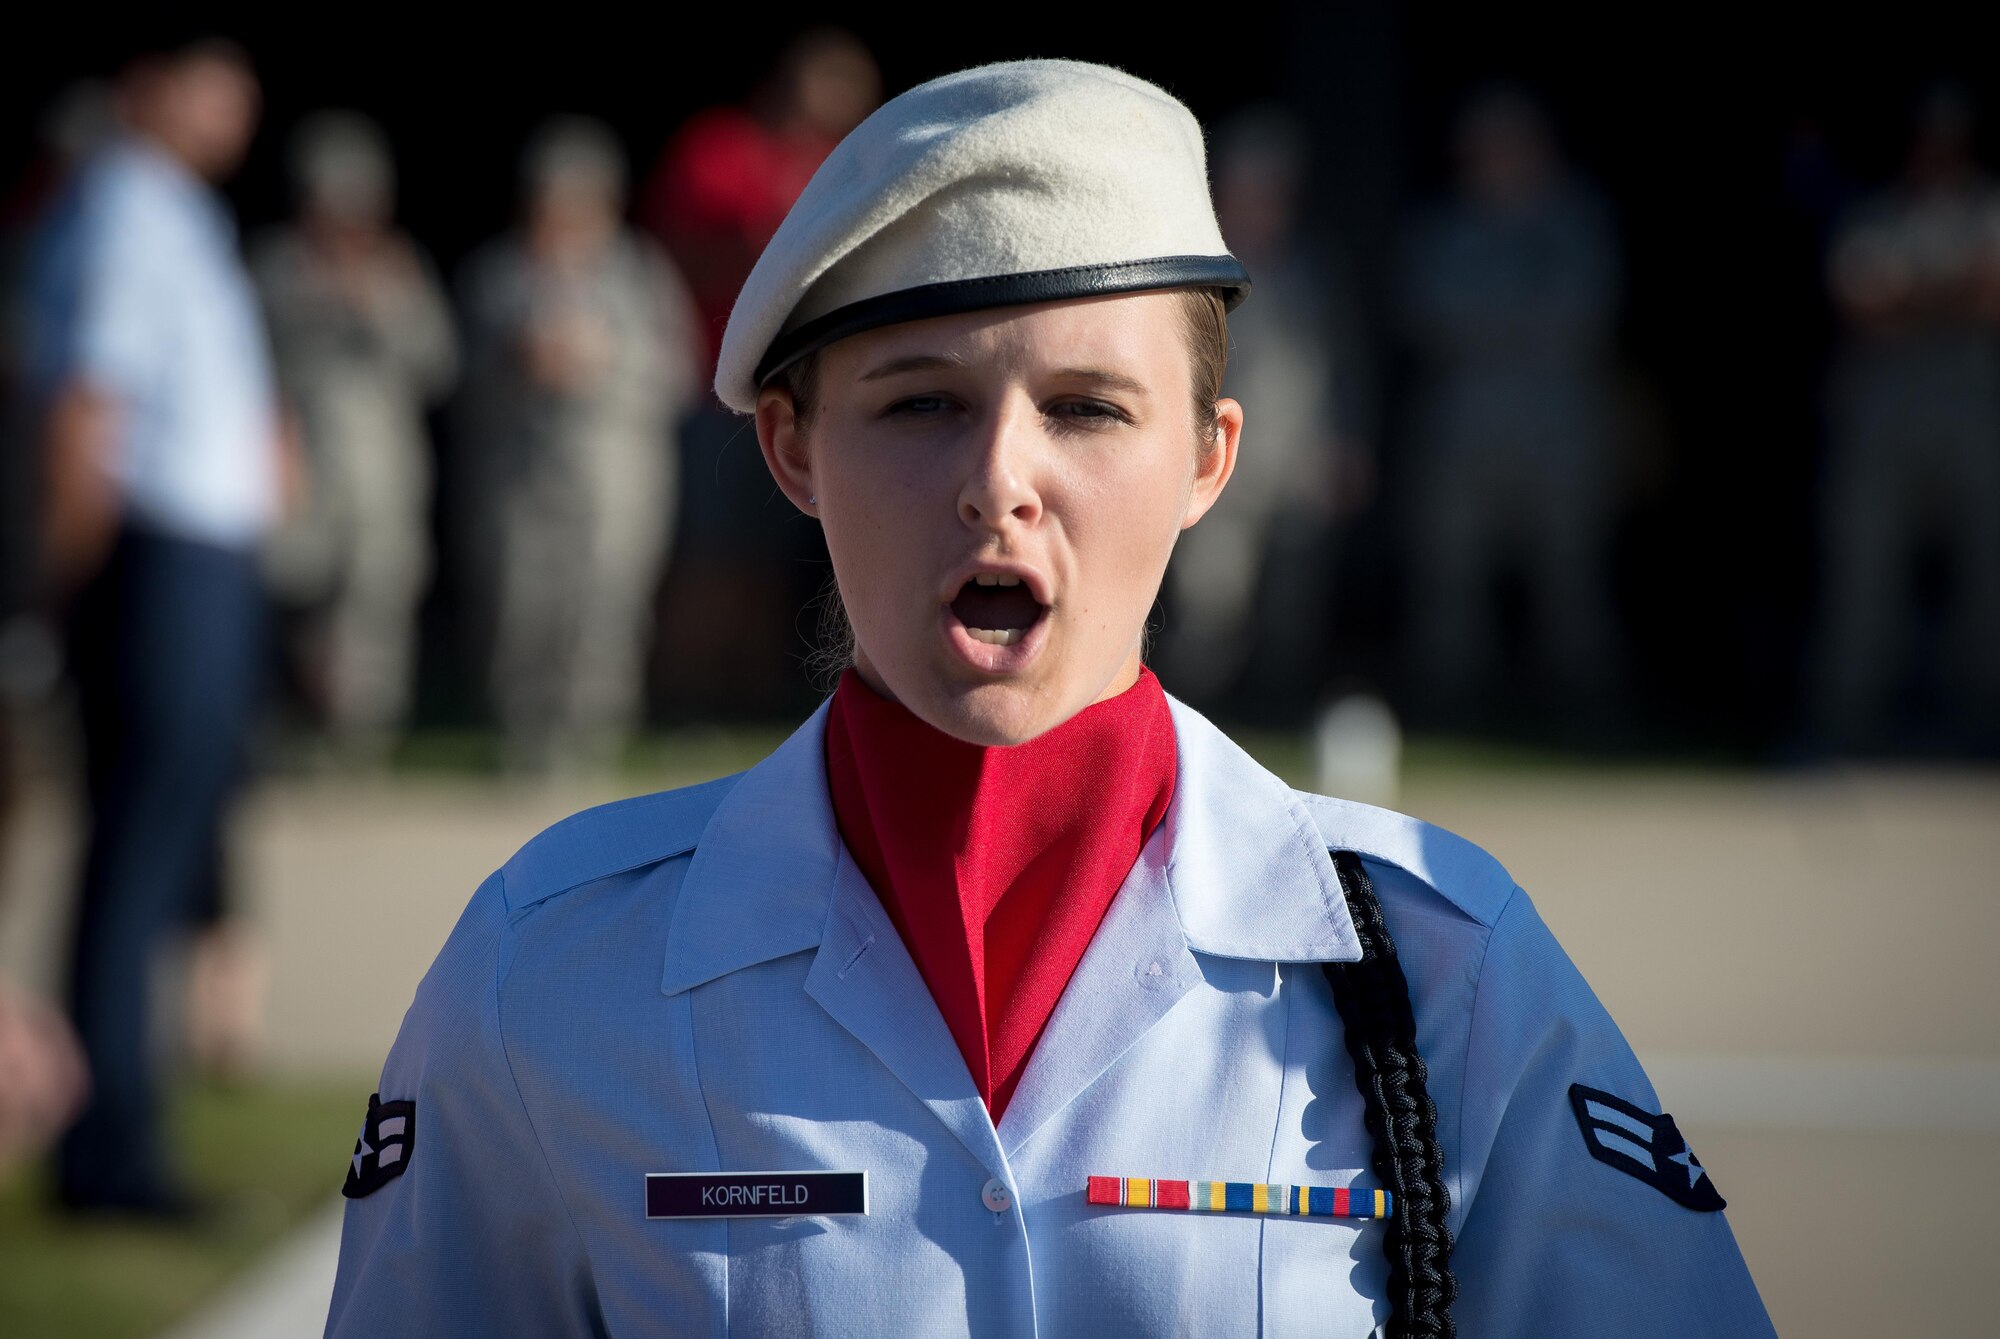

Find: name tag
<box><xmin>645</xmin><ymin>1170</ymin><xmax>869</xmax><ymax>1219</ymax></box>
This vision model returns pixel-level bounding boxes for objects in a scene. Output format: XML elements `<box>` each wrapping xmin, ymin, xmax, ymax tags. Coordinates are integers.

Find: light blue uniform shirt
<box><xmin>24</xmin><ymin>138</ymin><xmax>277</xmax><ymax>548</ymax></box>
<box><xmin>327</xmin><ymin>696</ymin><xmax>1776</xmax><ymax>1337</ymax></box>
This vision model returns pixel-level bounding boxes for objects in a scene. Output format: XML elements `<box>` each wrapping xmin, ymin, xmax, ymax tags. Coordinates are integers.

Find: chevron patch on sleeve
<box><xmin>342</xmin><ymin>1093</ymin><xmax>416</xmax><ymax>1199</ymax></box>
<box><xmin>1568</xmin><ymin>1083</ymin><xmax>1725</xmax><ymax>1212</ymax></box>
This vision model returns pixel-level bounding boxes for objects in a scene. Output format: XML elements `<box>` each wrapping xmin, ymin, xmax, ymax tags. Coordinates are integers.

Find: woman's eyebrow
<box><xmin>1052</xmin><ymin>367</ymin><xmax>1148</xmax><ymax>396</ymax></box>
<box><xmin>860</xmin><ymin>353</ymin><xmax>967</xmax><ymax>381</ymax></box>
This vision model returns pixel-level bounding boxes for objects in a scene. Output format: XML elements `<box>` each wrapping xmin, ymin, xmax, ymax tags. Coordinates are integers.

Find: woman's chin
<box><xmin>917</xmin><ymin>676</ymin><xmax>1074</xmax><ymax>747</ymax></box>
<box><xmin>861</xmin><ymin>623</ymin><xmax>1121</xmax><ymax>746</ymax></box>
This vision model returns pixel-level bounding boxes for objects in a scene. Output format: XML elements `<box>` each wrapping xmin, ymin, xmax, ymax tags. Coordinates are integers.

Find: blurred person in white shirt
<box><xmin>22</xmin><ymin>32</ymin><xmax>279</xmax><ymax>1216</ymax></box>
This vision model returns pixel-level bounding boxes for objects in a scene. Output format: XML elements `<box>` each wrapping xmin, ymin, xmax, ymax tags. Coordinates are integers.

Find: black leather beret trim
<box><xmin>753</xmin><ymin>254</ymin><xmax>1252</xmax><ymax>388</ymax></box>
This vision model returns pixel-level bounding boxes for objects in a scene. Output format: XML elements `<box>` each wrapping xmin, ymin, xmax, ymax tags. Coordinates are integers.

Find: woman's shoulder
<box><xmin>493</xmin><ymin>771</ymin><xmax>746</xmax><ymax>918</ymax></box>
<box><xmin>1290</xmin><ymin>788</ymin><xmax>1521</xmax><ymax>932</ymax></box>
<box><xmin>425</xmin><ymin>773</ymin><xmax>758</xmax><ymax>1015</ymax></box>
<box><xmin>1287</xmin><ymin>787</ymin><xmax>1608</xmax><ymax>1054</ymax></box>
<box><xmin>388</xmin><ymin>773</ymin><xmax>755</xmax><ymax>1075</ymax></box>
<box><xmin>1290</xmin><ymin>786</ymin><xmax>1630</xmax><ymax>1046</ymax></box>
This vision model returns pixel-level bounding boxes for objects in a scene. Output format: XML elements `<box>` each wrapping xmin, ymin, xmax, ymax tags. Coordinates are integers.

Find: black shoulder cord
<box><xmin>1323</xmin><ymin>849</ymin><xmax>1459</xmax><ymax>1339</ymax></box>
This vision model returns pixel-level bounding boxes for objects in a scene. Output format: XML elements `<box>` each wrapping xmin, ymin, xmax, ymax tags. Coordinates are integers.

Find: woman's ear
<box><xmin>1180</xmin><ymin>397</ymin><xmax>1243</xmax><ymax>529</ymax></box>
<box><xmin>755</xmin><ymin>386</ymin><xmax>818</xmax><ymax>515</ymax></box>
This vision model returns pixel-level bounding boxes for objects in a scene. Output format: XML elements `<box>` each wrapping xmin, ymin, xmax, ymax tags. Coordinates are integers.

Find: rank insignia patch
<box><xmin>1569</xmin><ymin>1084</ymin><xmax>1724</xmax><ymax>1211</ymax></box>
<box><xmin>342</xmin><ymin>1093</ymin><xmax>415</xmax><ymax>1199</ymax></box>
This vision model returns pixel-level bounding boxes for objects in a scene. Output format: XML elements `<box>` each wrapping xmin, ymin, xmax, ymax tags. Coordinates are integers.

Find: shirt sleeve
<box><xmin>324</xmin><ymin>872</ymin><xmax>602</xmax><ymax>1338</ymax></box>
<box><xmin>1450</xmin><ymin>887</ymin><xmax>1777</xmax><ymax>1337</ymax></box>
<box><xmin>68</xmin><ymin>173</ymin><xmax>171</xmax><ymax>399</ymax></box>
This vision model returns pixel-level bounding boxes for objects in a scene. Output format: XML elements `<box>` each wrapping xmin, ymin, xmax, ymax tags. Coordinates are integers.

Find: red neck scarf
<box><xmin>824</xmin><ymin>667</ymin><xmax>1178</xmax><ymax>1119</ymax></box>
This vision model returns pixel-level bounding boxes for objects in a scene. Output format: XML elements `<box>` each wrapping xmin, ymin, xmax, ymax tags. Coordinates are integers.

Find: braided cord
<box><xmin>1322</xmin><ymin>850</ymin><xmax>1458</xmax><ymax>1339</ymax></box>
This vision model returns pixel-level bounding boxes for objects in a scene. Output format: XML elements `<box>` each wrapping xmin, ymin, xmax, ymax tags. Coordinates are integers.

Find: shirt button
<box><xmin>981</xmin><ymin>1178</ymin><xmax>1013</xmax><ymax>1213</ymax></box>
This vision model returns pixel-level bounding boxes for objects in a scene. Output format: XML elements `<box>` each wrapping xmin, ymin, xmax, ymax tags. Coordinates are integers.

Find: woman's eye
<box><xmin>884</xmin><ymin>395</ymin><xmax>954</xmax><ymax>417</ymax></box>
<box><xmin>1049</xmin><ymin>399</ymin><xmax>1129</xmax><ymax>426</ymax></box>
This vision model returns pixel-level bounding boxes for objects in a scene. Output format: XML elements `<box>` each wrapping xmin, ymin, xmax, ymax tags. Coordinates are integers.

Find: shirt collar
<box><xmin>660</xmin><ymin>691</ymin><xmax>1358</xmax><ymax>996</ymax></box>
<box><xmin>1158</xmin><ymin>696</ymin><xmax>1359</xmax><ymax>962</ymax></box>
<box><xmin>658</xmin><ymin>698</ymin><xmax>839</xmax><ymax>996</ymax></box>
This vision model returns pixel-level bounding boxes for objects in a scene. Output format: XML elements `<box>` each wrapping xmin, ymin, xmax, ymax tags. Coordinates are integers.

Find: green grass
<box><xmin>0</xmin><ymin>1077</ymin><xmax>369</xmax><ymax>1339</ymax></box>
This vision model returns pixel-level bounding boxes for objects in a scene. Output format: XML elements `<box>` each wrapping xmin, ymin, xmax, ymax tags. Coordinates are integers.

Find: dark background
<box><xmin>7</xmin><ymin>2</ymin><xmax>1995</xmax><ymax>752</ymax></box>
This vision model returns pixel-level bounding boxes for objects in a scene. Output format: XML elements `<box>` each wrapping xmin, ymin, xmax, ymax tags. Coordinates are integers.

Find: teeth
<box><xmin>965</xmin><ymin>627</ymin><xmax>1023</xmax><ymax>647</ymax></box>
<box><xmin>972</xmin><ymin>573</ymin><xmax>1022</xmax><ymax>587</ymax></box>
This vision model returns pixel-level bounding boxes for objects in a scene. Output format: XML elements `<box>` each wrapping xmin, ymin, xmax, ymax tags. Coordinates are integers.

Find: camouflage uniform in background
<box><xmin>455</xmin><ymin>222</ymin><xmax>698</xmax><ymax>772</ymax></box>
<box><xmin>253</xmin><ymin>227</ymin><xmax>455</xmax><ymax>760</ymax></box>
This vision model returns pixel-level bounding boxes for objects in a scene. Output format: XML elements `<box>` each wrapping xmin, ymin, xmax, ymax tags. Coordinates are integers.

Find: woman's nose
<box><xmin>957</xmin><ymin>401</ymin><xmax>1043</xmax><ymax>530</ymax></box>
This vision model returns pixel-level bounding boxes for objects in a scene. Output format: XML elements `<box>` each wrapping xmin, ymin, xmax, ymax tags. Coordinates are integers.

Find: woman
<box><xmin>326</xmin><ymin>61</ymin><xmax>1775</xmax><ymax>1337</ymax></box>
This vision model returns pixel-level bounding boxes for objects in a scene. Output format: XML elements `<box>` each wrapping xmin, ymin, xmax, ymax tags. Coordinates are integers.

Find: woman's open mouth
<box><xmin>941</xmin><ymin>572</ymin><xmax>1051</xmax><ymax>671</ymax></box>
<box><xmin>950</xmin><ymin>574</ymin><xmax>1045</xmax><ymax>646</ymax></box>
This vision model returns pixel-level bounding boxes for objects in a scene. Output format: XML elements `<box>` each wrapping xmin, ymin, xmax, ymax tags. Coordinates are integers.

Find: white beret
<box><xmin>713</xmin><ymin>58</ymin><xmax>1250</xmax><ymax>412</ymax></box>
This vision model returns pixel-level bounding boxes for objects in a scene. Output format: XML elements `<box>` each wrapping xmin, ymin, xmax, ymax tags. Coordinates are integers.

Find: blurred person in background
<box><xmin>1399</xmin><ymin>85</ymin><xmax>1624</xmax><ymax>729</ymax></box>
<box><xmin>0</xmin><ymin>979</ymin><xmax>88</xmax><ymax>1178</ymax></box>
<box><xmin>1</xmin><ymin>80</ymin><xmax>116</xmax><ymax>236</ymax></box>
<box><xmin>19</xmin><ymin>34</ymin><xmax>279</xmax><ymax>1216</ymax></box>
<box><xmin>455</xmin><ymin>117</ymin><xmax>700</xmax><ymax>774</ymax></box>
<box><xmin>1161</xmin><ymin>105</ymin><xmax>1368</xmax><ymax>720</ymax></box>
<box><xmin>3</xmin><ymin>81</ymin><xmax>116</xmax><ymax>434</ymax></box>
<box><xmin>2</xmin><ymin>82</ymin><xmax>115</xmax><ymax>863</ymax></box>
<box><xmin>641</xmin><ymin>27</ymin><xmax>880</xmax><ymax>371</ymax></box>
<box><xmin>641</xmin><ymin>30</ymin><xmax>880</xmax><ymax>716</ymax></box>
<box><xmin>0</xmin><ymin>56</ymin><xmax>99</xmax><ymax>1155</ymax></box>
<box><xmin>253</xmin><ymin>111</ymin><xmax>457</xmax><ymax>770</ymax></box>
<box><xmin>1816</xmin><ymin>80</ymin><xmax>2000</xmax><ymax>753</ymax></box>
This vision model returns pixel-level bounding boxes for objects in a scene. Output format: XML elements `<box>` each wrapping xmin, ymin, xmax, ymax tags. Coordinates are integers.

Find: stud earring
<box><xmin>807</xmin><ymin>495</ymin><xmax>817</xmax><ymax>506</ymax></box>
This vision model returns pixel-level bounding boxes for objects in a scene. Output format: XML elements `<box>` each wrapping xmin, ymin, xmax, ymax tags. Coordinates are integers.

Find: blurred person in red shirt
<box><xmin>641</xmin><ymin>32</ymin><xmax>881</xmax><ymax>720</ymax></box>
<box><xmin>641</xmin><ymin>29</ymin><xmax>881</xmax><ymax>376</ymax></box>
